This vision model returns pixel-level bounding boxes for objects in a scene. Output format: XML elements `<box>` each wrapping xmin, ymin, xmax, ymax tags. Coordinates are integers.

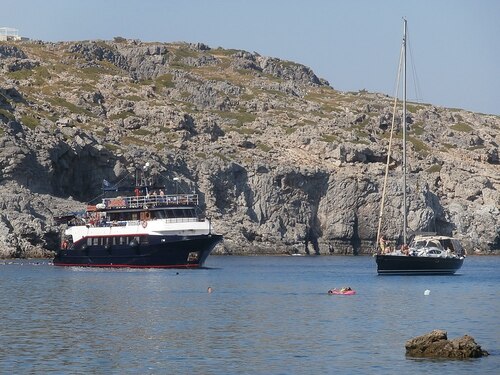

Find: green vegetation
<box><xmin>121</xmin><ymin>95</ymin><xmax>143</xmax><ymax>101</ymax></box>
<box><xmin>172</xmin><ymin>46</ymin><xmax>200</xmax><ymax>59</ymax></box>
<box><xmin>358</xmin><ymin>116</ymin><xmax>370</xmax><ymax>127</ymax></box>
<box><xmin>468</xmin><ymin>145</ymin><xmax>485</xmax><ymax>150</ymax></box>
<box><xmin>210</xmin><ymin>48</ymin><xmax>241</xmax><ymax>57</ymax></box>
<box><xmin>196</xmin><ymin>152</ymin><xmax>207</xmax><ymax>159</ymax></box>
<box><xmin>262</xmin><ymin>88</ymin><xmax>287</xmax><ymax>97</ymax></box>
<box><xmin>321</xmin><ymin>134</ymin><xmax>338</xmax><ymax>143</ymax></box>
<box><xmin>309</xmin><ymin>110</ymin><xmax>334</xmax><ymax>119</ymax></box>
<box><xmin>104</xmin><ymin>143</ymin><xmax>121</xmax><ymax>152</ymax></box>
<box><xmin>303</xmin><ymin>88</ymin><xmax>345</xmax><ymax>112</ymax></box>
<box><xmin>353</xmin><ymin>129</ymin><xmax>370</xmax><ymax>141</ymax></box>
<box><xmin>21</xmin><ymin>115</ymin><xmax>40</xmax><ymax>129</ymax></box>
<box><xmin>9</xmin><ymin>66</ymin><xmax>54</xmax><ymax>85</ymax></box>
<box><xmin>179</xmin><ymin>91</ymin><xmax>190</xmax><ymax>99</ymax></box>
<box><xmin>132</xmin><ymin>128</ymin><xmax>152</xmax><ymax>136</ymax></box>
<box><xmin>406</xmin><ymin>104</ymin><xmax>421</xmax><ymax>113</ymax></box>
<box><xmin>154</xmin><ymin>73</ymin><xmax>175</xmax><ymax>89</ymax></box>
<box><xmin>168</xmin><ymin>47</ymin><xmax>198</xmax><ymax>70</ymax></box>
<box><xmin>442</xmin><ymin>143</ymin><xmax>454</xmax><ymax>149</ymax></box>
<box><xmin>154</xmin><ymin>143</ymin><xmax>165</xmax><ymax>152</ymax></box>
<box><xmin>410</xmin><ymin>122</ymin><xmax>425</xmax><ymax>136</ymax></box>
<box><xmin>120</xmin><ymin>135</ymin><xmax>153</xmax><ymax>146</ymax></box>
<box><xmin>216</xmin><ymin>110</ymin><xmax>256</xmax><ymax>127</ymax></box>
<box><xmin>235</xmin><ymin>68</ymin><xmax>257</xmax><ymax>77</ymax></box>
<box><xmin>48</xmin><ymin>97</ymin><xmax>94</xmax><ymax>116</ymax></box>
<box><xmin>408</xmin><ymin>136</ymin><xmax>430</xmax><ymax>155</ymax></box>
<box><xmin>240</xmin><ymin>91</ymin><xmax>257</xmax><ymax>101</ymax></box>
<box><xmin>109</xmin><ymin>111</ymin><xmax>133</xmax><ymax>120</ymax></box>
<box><xmin>257</xmin><ymin>142</ymin><xmax>272</xmax><ymax>152</ymax></box>
<box><xmin>451</xmin><ymin>122</ymin><xmax>473</xmax><ymax>132</ymax></box>
<box><xmin>320</xmin><ymin>103</ymin><xmax>343</xmax><ymax>113</ymax></box>
<box><xmin>155</xmin><ymin>128</ymin><xmax>179</xmax><ymax>143</ymax></box>
<box><xmin>228</xmin><ymin>126</ymin><xmax>257</xmax><ymax>135</ymax></box>
<box><xmin>353</xmin><ymin>138</ymin><xmax>370</xmax><ymax>145</ymax></box>
<box><xmin>213</xmin><ymin>152</ymin><xmax>231</xmax><ymax>162</ymax></box>
<box><xmin>6</xmin><ymin>69</ymin><xmax>33</xmax><ymax>80</ymax></box>
<box><xmin>138</xmin><ymin>78</ymin><xmax>153</xmax><ymax>86</ymax></box>
<box><xmin>297</xmin><ymin>119</ymin><xmax>316</xmax><ymax>126</ymax></box>
<box><xmin>427</xmin><ymin>164</ymin><xmax>442</xmax><ymax>173</ymax></box>
<box><xmin>78</xmin><ymin>61</ymin><xmax>123</xmax><ymax>81</ymax></box>
<box><xmin>0</xmin><ymin>108</ymin><xmax>15</xmax><ymax>121</ymax></box>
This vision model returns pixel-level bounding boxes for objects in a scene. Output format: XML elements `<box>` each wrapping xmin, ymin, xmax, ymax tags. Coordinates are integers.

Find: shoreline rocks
<box><xmin>405</xmin><ymin>330</ymin><xmax>489</xmax><ymax>359</ymax></box>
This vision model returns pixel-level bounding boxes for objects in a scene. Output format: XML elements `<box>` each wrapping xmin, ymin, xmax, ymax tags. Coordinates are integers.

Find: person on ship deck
<box><xmin>379</xmin><ymin>235</ymin><xmax>387</xmax><ymax>253</ymax></box>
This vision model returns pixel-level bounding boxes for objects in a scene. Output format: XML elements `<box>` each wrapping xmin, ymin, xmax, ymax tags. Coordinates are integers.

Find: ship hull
<box><xmin>53</xmin><ymin>234</ymin><xmax>222</xmax><ymax>269</ymax></box>
<box><xmin>376</xmin><ymin>254</ymin><xmax>464</xmax><ymax>275</ymax></box>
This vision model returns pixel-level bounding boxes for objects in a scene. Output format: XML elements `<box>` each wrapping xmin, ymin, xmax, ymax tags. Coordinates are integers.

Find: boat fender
<box><xmin>129</xmin><ymin>240</ymin><xmax>138</xmax><ymax>247</ymax></box>
<box><xmin>142</xmin><ymin>220</ymin><xmax>148</xmax><ymax>228</ymax></box>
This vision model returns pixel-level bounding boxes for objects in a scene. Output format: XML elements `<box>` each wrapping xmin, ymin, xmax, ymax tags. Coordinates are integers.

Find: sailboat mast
<box><xmin>402</xmin><ymin>18</ymin><xmax>408</xmax><ymax>245</ymax></box>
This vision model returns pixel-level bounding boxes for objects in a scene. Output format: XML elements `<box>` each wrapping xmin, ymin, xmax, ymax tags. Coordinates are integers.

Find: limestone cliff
<box><xmin>0</xmin><ymin>39</ymin><xmax>498</xmax><ymax>257</ymax></box>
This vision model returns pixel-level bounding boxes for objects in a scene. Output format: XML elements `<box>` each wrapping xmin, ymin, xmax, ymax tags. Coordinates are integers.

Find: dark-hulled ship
<box><xmin>54</xmin><ymin>169</ymin><xmax>222</xmax><ymax>269</ymax></box>
<box><xmin>376</xmin><ymin>234</ymin><xmax>465</xmax><ymax>275</ymax></box>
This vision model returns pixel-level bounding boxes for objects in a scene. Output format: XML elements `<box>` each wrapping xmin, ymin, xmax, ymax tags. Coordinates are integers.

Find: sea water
<box><xmin>0</xmin><ymin>255</ymin><xmax>498</xmax><ymax>374</ymax></box>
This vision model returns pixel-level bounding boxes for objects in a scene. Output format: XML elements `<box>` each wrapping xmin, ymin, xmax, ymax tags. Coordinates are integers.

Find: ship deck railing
<box><xmin>67</xmin><ymin>217</ymin><xmax>204</xmax><ymax>228</ymax></box>
<box><xmin>88</xmin><ymin>194</ymin><xmax>199</xmax><ymax>211</ymax></box>
<box><xmin>86</xmin><ymin>217</ymin><xmax>203</xmax><ymax>228</ymax></box>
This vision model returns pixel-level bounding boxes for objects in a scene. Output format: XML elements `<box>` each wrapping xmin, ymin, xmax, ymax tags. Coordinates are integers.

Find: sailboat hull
<box><xmin>376</xmin><ymin>254</ymin><xmax>464</xmax><ymax>275</ymax></box>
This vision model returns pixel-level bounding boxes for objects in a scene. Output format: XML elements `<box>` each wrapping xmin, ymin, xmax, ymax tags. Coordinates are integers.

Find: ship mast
<box><xmin>402</xmin><ymin>18</ymin><xmax>408</xmax><ymax>245</ymax></box>
<box><xmin>375</xmin><ymin>20</ymin><xmax>405</xmax><ymax>253</ymax></box>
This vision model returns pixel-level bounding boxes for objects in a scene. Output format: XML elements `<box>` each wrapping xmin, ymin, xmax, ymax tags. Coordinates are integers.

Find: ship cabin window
<box><xmin>440</xmin><ymin>239</ymin><xmax>454</xmax><ymax>251</ymax></box>
<box><xmin>108</xmin><ymin>212</ymin><xmax>141</xmax><ymax>222</ymax></box>
<box><xmin>114</xmin><ymin>236</ymin><xmax>137</xmax><ymax>244</ymax></box>
<box><xmin>153</xmin><ymin>210</ymin><xmax>165</xmax><ymax>219</ymax></box>
<box><xmin>149</xmin><ymin>208</ymin><xmax>195</xmax><ymax>219</ymax></box>
<box><xmin>428</xmin><ymin>240</ymin><xmax>444</xmax><ymax>250</ymax></box>
<box><xmin>185</xmin><ymin>209</ymin><xmax>196</xmax><ymax>218</ymax></box>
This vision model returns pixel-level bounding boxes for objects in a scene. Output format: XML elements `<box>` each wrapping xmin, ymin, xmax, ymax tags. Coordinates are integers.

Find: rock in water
<box><xmin>405</xmin><ymin>329</ymin><xmax>489</xmax><ymax>358</ymax></box>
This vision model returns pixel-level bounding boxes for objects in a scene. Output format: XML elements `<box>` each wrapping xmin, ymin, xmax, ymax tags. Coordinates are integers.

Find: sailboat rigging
<box><xmin>374</xmin><ymin>19</ymin><xmax>465</xmax><ymax>275</ymax></box>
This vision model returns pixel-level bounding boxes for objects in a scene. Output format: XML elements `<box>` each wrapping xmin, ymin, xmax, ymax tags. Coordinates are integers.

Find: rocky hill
<box><xmin>0</xmin><ymin>38</ymin><xmax>499</xmax><ymax>258</ymax></box>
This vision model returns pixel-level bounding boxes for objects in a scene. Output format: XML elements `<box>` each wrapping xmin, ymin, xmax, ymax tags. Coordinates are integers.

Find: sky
<box><xmin>2</xmin><ymin>0</ymin><xmax>499</xmax><ymax>115</ymax></box>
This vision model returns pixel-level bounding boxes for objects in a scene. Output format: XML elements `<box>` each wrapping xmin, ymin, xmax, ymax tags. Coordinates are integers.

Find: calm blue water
<box><xmin>0</xmin><ymin>255</ymin><xmax>498</xmax><ymax>374</ymax></box>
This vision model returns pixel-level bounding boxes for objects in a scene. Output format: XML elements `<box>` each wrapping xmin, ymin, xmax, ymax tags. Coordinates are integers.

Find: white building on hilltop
<box><xmin>0</xmin><ymin>27</ymin><xmax>27</xmax><ymax>41</ymax></box>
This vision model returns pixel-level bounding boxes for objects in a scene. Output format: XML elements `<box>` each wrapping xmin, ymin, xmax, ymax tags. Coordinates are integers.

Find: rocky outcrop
<box><xmin>405</xmin><ymin>330</ymin><xmax>489</xmax><ymax>358</ymax></box>
<box><xmin>0</xmin><ymin>45</ymin><xmax>27</xmax><ymax>59</ymax></box>
<box><xmin>0</xmin><ymin>39</ymin><xmax>499</xmax><ymax>258</ymax></box>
